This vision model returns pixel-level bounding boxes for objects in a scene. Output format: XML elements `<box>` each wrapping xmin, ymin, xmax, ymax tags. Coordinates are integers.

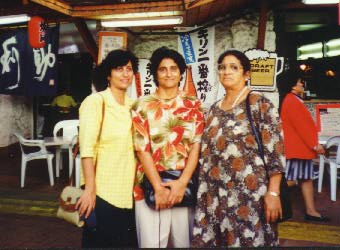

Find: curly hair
<box><xmin>92</xmin><ymin>49</ymin><xmax>139</xmax><ymax>92</ymax></box>
<box><xmin>277</xmin><ymin>68</ymin><xmax>306</xmax><ymax>112</ymax></box>
<box><xmin>217</xmin><ymin>49</ymin><xmax>251</xmax><ymax>73</ymax></box>
<box><xmin>277</xmin><ymin>68</ymin><xmax>305</xmax><ymax>98</ymax></box>
<box><xmin>150</xmin><ymin>46</ymin><xmax>186</xmax><ymax>87</ymax></box>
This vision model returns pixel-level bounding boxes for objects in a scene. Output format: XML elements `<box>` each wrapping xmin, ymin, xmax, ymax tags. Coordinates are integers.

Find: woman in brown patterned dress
<box><xmin>191</xmin><ymin>50</ymin><xmax>285</xmax><ymax>247</ymax></box>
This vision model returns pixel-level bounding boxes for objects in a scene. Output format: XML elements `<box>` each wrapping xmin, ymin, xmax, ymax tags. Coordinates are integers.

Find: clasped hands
<box><xmin>154</xmin><ymin>179</ymin><xmax>187</xmax><ymax>210</ymax></box>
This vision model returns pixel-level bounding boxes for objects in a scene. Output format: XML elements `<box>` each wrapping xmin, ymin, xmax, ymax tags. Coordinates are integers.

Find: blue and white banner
<box><xmin>0</xmin><ymin>26</ymin><xmax>59</xmax><ymax>96</ymax></box>
<box><xmin>179</xmin><ymin>33</ymin><xmax>196</xmax><ymax>64</ymax></box>
<box><xmin>178</xmin><ymin>26</ymin><xmax>216</xmax><ymax>108</ymax></box>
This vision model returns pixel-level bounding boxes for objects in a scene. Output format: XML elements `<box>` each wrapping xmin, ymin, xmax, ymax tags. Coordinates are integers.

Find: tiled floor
<box><xmin>0</xmin><ymin>144</ymin><xmax>339</xmax><ymax>248</ymax></box>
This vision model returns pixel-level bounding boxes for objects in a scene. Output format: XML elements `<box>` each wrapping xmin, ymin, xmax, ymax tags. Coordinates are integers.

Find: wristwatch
<box><xmin>267</xmin><ymin>191</ymin><xmax>280</xmax><ymax>197</ymax></box>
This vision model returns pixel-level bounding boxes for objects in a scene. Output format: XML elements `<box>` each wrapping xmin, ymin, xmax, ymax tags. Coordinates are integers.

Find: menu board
<box><xmin>315</xmin><ymin>104</ymin><xmax>340</xmax><ymax>135</ymax></box>
<box><xmin>97</xmin><ymin>31</ymin><xmax>127</xmax><ymax>64</ymax></box>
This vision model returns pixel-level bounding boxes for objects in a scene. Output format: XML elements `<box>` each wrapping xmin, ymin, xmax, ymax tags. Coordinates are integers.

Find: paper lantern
<box><xmin>28</xmin><ymin>16</ymin><xmax>47</xmax><ymax>48</ymax></box>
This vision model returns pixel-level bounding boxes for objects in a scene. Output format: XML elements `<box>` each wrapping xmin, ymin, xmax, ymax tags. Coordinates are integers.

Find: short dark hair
<box><xmin>150</xmin><ymin>46</ymin><xmax>186</xmax><ymax>87</ymax></box>
<box><xmin>92</xmin><ymin>49</ymin><xmax>138</xmax><ymax>92</ymax></box>
<box><xmin>277</xmin><ymin>68</ymin><xmax>305</xmax><ymax>98</ymax></box>
<box><xmin>277</xmin><ymin>67</ymin><xmax>305</xmax><ymax>113</ymax></box>
<box><xmin>217</xmin><ymin>49</ymin><xmax>251</xmax><ymax>73</ymax></box>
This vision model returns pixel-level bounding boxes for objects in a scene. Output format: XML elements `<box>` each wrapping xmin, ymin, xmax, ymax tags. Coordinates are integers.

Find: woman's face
<box><xmin>156</xmin><ymin>58</ymin><xmax>181</xmax><ymax>90</ymax></box>
<box><xmin>292</xmin><ymin>78</ymin><xmax>305</xmax><ymax>95</ymax></box>
<box><xmin>107</xmin><ymin>61</ymin><xmax>134</xmax><ymax>90</ymax></box>
<box><xmin>218</xmin><ymin>55</ymin><xmax>249</xmax><ymax>91</ymax></box>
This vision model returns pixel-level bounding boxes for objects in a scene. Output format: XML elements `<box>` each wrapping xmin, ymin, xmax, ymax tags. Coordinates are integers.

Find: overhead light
<box><xmin>298</xmin><ymin>42</ymin><xmax>323</xmax><ymax>52</ymax></box>
<box><xmin>101</xmin><ymin>11</ymin><xmax>183</xmax><ymax>20</ymax></box>
<box><xmin>101</xmin><ymin>16</ymin><xmax>183</xmax><ymax>27</ymax></box>
<box><xmin>302</xmin><ymin>0</ymin><xmax>339</xmax><ymax>4</ymax></box>
<box><xmin>0</xmin><ymin>14</ymin><xmax>31</xmax><ymax>25</ymax></box>
<box><xmin>326</xmin><ymin>38</ymin><xmax>340</xmax><ymax>47</ymax></box>
<box><xmin>298</xmin><ymin>52</ymin><xmax>323</xmax><ymax>60</ymax></box>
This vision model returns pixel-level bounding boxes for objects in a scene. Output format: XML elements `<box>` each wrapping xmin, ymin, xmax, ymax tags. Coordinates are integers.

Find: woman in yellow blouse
<box><xmin>76</xmin><ymin>49</ymin><xmax>138</xmax><ymax>248</ymax></box>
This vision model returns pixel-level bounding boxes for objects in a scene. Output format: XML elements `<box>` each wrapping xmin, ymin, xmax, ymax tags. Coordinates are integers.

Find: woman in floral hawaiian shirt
<box><xmin>192</xmin><ymin>50</ymin><xmax>285</xmax><ymax>247</ymax></box>
<box><xmin>132</xmin><ymin>47</ymin><xmax>204</xmax><ymax>248</ymax></box>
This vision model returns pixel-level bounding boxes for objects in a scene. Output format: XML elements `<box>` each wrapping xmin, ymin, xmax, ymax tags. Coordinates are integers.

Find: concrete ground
<box><xmin>0</xmin><ymin>144</ymin><xmax>340</xmax><ymax>249</ymax></box>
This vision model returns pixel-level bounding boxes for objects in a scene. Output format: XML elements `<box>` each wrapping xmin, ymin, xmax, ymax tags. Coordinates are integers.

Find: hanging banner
<box><xmin>0</xmin><ymin>29</ymin><xmax>26</xmax><ymax>95</ymax></box>
<box><xmin>137</xmin><ymin>58</ymin><xmax>156</xmax><ymax>97</ymax></box>
<box><xmin>0</xmin><ymin>26</ymin><xmax>58</xmax><ymax>96</ymax></box>
<box><xmin>25</xmin><ymin>26</ymin><xmax>59</xmax><ymax>96</ymax></box>
<box><xmin>178</xmin><ymin>26</ymin><xmax>215</xmax><ymax>108</ymax></box>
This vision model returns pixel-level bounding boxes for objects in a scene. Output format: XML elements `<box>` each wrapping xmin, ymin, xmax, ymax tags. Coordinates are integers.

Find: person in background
<box><xmin>132</xmin><ymin>46</ymin><xmax>204</xmax><ymax>248</ymax></box>
<box><xmin>76</xmin><ymin>49</ymin><xmax>139</xmax><ymax>248</ymax></box>
<box><xmin>278</xmin><ymin>69</ymin><xmax>329</xmax><ymax>222</ymax></box>
<box><xmin>51</xmin><ymin>87</ymin><xmax>77</xmax><ymax>114</ymax></box>
<box><xmin>192</xmin><ymin>49</ymin><xmax>285</xmax><ymax>247</ymax></box>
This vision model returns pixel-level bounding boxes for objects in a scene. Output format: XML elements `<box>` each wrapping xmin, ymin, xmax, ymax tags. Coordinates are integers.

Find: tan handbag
<box><xmin>56</xmin><ymin>95</ymin><xmax>105</xmax><ymax>227</ymax></box>
<box><xmin>56</xmin><ymin>186</ymin><xmax>85</xmax><ymax>227</ymax></box>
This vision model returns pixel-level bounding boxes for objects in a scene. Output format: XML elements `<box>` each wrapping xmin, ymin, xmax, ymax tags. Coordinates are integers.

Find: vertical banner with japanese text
<box><xmin>25</xmin><ymin>26</ymin><xmax>59</xmax><ymax>96</ymax></box>
<box><xmin>137</xmin><ymin>59</ymin><xmax>156</xmax><ymax>97</ymax></box>
<box><xmin>178</xmin><ymin>27</ymin><xmax>215</xmax><ymax>108</ymax></box>
<box><xmin>0</xmin><ymin>26</ymin><xmax>59</xmax><ymax>96</ymax></box>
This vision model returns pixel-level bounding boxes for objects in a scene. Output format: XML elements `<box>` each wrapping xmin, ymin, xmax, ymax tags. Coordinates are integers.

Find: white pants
<box><xmin>135</xmin><ymin>199</ymin><xmax>193</xmax><ymax>248</ymax></box>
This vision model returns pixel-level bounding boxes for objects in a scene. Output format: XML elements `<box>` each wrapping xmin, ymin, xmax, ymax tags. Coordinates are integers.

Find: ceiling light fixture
<box><xmin>101</xmin><ymin>16</ymin><xmax>183</xmax><ymax>27</ymax></box>
<box><xmin>0</xmin><ymin>14</ymin><xmax>31</xmax><ymax>25</ymax></box>
<box><xmin>101</xmin><ymin>11</ymin><xmax>183</xmax><ymax>20</ymax></box>
<box><xmin>302</xmin><ymin>0</ymin><xmax>339</xmax><ymax>4</ymax></box>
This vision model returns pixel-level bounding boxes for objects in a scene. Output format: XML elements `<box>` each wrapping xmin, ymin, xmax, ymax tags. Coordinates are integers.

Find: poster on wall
<box><xmin>315</xmin><ymin>104</ymin><xmax>340</xmax><ymax>135</ymax></box>
<box><xmin>244</xmin><ymin>49</ymin><xmax>284</xmax><ymax>91</ymax></box>
<box><xmin>127</xmin><ymin>58</ymin><xmax>156</xmax><ymax>99</ymax></box>
<box><xmin>178</xmin><ymin>26</ymin><xmax>215</xmax><ymax>108</ymax></box>
<box><xmin>98</xmin><ymin>31</ymin><xmax>127</xmax><ymax>64</ymax></box>
<box><xmin>0</xmin><ymin>26</ymin><xmax>59</xmax><ymax>96</ymax></box>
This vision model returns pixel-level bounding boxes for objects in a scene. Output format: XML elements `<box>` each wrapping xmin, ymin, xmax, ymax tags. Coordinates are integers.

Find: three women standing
<box><xmin>77</xmin><ymin>47</ymin><xmax>286</xmax><ymax>248</ymax></box>
<box><xmin>192</xmin><ymin>50</ymin><xmax>285</xmax><ymax>247</ymax></box>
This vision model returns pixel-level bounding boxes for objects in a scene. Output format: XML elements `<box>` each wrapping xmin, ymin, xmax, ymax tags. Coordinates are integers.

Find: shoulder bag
<box><xmin>245</xmin><ymin>92</ymin><xmax>292</xmax><ymax>222</ymax></box>
<box><xmin>56</xmin><ymin>95</ymin><xmax>105</xmax><ymax>227</ymax></box>
<box><xmin>142</xmin><ymin>169</ymin><xmax>198</xmax><ymax>209</ymax></box>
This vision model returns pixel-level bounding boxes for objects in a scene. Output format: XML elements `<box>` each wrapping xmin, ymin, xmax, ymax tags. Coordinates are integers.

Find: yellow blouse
<box><xmin>79</xmin><ymin>88</ymin><xmax>136</xmax><ymax>209</ymax></box>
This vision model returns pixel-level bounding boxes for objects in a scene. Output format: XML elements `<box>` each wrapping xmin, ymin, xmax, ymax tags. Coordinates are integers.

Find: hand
<box><xmin>314</xmin><ymin>144</ymin><xmax>325</xmax><ymax>155</ymax></box>
<box><xmin>154</xmin><ymin>186</ymin><xmax>171</xmax><ymax>210</ymax></box>
<box><xmin>264</xmin><ymin>193</ymin><xmax>282</xmax><ymax>223</ymax></box>
<box><xmin>76</xmin><ymin>187</ymin><xmax>96</xmax><ymax>219</ymax></box>
<box><xmin>161</xmin><ymin>179</ymin><xmax>187</xmax><ymax>207</ymax></box>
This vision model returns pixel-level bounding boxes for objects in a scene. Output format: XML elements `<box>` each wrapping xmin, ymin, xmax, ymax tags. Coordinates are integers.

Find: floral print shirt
<box><xmin>131</xmin><ymin>91</ymin><xmax>204</xmax><ymax>200</ymax></box>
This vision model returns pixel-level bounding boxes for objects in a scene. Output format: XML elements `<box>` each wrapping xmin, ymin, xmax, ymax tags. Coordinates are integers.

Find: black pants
<box><xmin>81</xmin><ymin>196</ymin><xmax>137</xmax><ymax>248</ymax></box>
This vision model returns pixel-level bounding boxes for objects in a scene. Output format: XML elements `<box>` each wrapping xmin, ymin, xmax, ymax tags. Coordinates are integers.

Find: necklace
<box><xmin>230</xmin><ymin>86</ymin><xmax>248</xmax><ymax>108</ymax></box>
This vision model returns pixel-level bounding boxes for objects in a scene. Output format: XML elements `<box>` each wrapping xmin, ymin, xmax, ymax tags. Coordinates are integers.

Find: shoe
<box><xmin>304</xmin><ymin>214</ymin><xmax>330</xmax><ymax>222</ymax></box>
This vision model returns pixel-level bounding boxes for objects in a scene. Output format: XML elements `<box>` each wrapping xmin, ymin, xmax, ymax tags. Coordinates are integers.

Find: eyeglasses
<box><xmin>217</xmin><ymin>63</ymin><xmax>243</xmax><ymax>73</ymax></box>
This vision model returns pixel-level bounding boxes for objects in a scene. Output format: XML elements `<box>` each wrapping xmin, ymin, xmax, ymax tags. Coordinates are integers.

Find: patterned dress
<box><xmin>131</xmin><ymin>91</ymin><xmax>204</xmax><ymax>201</ymax></box>
<box><xmin>192</xmin><ymin>92</ymin><xmax>285</xmax><ymax>247</ymax></box>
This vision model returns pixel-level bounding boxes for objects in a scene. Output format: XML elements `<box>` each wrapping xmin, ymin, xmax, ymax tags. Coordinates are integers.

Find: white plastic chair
<box><xmin>70</xmin><ymin>135</ymin><xmax>81</xmax><ymax>188</ymax></box>
<box><xmin>75</xmin><ymin>154</ymin><xmax>81</xmax><ymax>188</ymax></box>
<box><xmin>13</xmin><ymin>133</ymin><xmax>54</xmax><ymax>188</ymax></box>
<box><xmin>318</xmin><ymin>136</ymin><xmax>340</xmax><ymax>201</ymax></box>
<box><xmin>53</xmin><ymin>119</ymin><xmax>79</xmax><ymax>178</ymax></box>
